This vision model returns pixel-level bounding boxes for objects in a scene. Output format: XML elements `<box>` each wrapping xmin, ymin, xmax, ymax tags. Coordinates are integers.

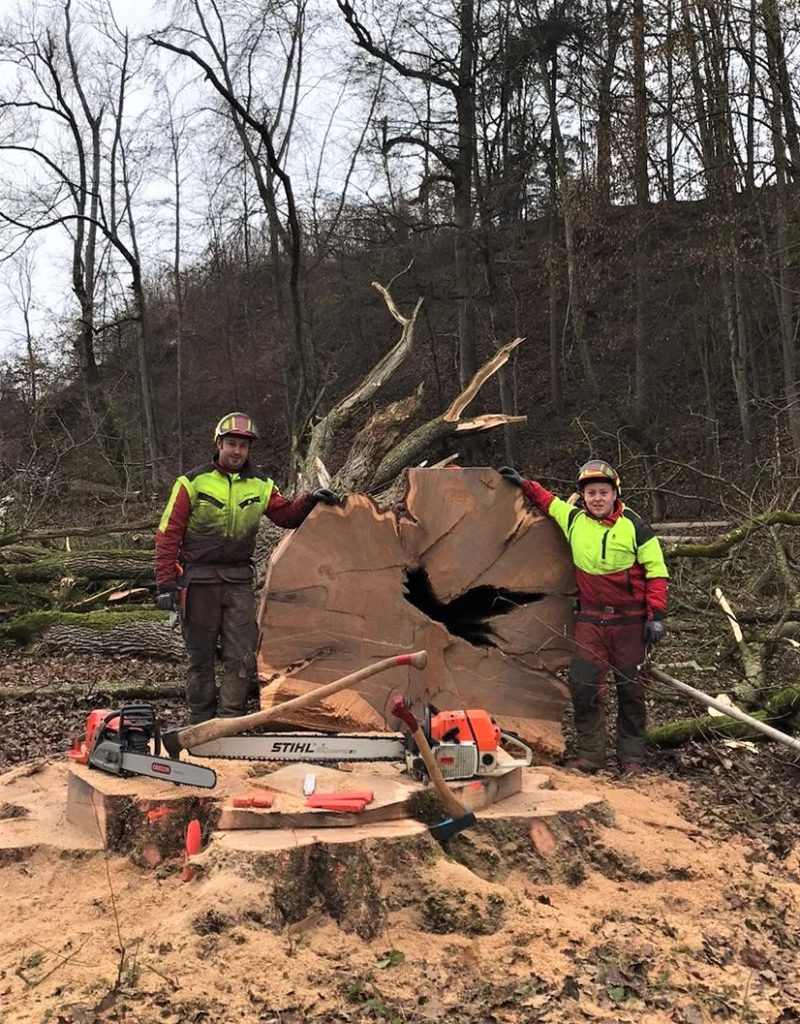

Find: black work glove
<box><xmin>156</xmin><ymin>585</ymin><xmax>178</xmax><ymax>612</ymax></box>
<box><xmin>644</xmin><ymin>619</ymin><xmax>666</xmax><ymax>645</ymax></box>
<box><xmin>498</xmin><ymin>466</ymin><xmax>525</xmax><ymax>487</ymax></box>
<box><xmin>312</xmin><ymin>488</ymin><xmax>341</xmax><ymax>506</ymax></box>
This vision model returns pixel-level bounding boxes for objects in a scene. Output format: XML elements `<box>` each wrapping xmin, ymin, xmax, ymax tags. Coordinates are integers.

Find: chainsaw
<box><xmin>186</xmin><ymin>705</ymin><xmax>534</xmax><ymax>781</ymax></box>
<box><xmin>68</xmin><ymin>705</ymin><xmax>217</xmax><ymax>789</ymax></box>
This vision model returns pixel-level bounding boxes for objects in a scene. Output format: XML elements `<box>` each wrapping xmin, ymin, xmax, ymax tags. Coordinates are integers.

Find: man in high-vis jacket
<box><xmin>499</xmin><ymin>460</ymin><xmax>668</xmax><ymax>775</ymax></box>
<box><xmin>155</xmin><ymin>413</ymin><xmax>340</xmax><ymax>723</ymax></box>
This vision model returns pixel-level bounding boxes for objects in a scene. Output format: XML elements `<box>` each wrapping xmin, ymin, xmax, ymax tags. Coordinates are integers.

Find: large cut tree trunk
<box><xmin>257</xmin><ymin>468</ymin><xmax>575</xmax><ymax>755</ymax></box>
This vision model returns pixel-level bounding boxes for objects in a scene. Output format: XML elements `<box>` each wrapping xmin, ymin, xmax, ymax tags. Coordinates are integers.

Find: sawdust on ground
<box><xmin>1</xmin><ymin>761</ymin><xmax>798</xmax><ymax>1024</ymax></box>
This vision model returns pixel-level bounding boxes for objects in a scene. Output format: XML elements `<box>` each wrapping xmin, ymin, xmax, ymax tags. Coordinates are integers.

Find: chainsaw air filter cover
<box><xmin>427</xmin><ymin>708</ymin><xmax>502</xmax><ymax>779</ymax></box>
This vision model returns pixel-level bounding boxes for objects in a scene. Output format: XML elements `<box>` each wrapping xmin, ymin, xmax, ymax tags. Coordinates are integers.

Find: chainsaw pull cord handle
<box><xmin>102</xmin><ymin>705</ymin><xmax>159</xmax><ymax>756</ymax></box>
<box><xmin>93</xmin><ymin>709</ymin><xmax>122</xmax><ymax>755</ymax></box>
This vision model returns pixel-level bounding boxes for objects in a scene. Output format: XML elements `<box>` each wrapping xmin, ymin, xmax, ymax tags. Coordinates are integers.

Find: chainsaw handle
<box><xmin>390</xmin><ymin>695</ymin><xmax>418</xmax><ymax>733</ymax></box>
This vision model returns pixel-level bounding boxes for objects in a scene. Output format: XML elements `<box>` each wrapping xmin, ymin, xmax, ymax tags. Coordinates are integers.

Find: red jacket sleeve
<box><xmin>645</xmin><ymin>578</ymin><xmax>669</xmax><ymax>619</ymax></box>
<box><xmin>155</xmin><ymin>483</ymin><xmax>191</xmax><ymax>587</ymax></box>
<box><xmin>520</xmin><ymin>479</ymin><xmax>556</xmax><ymax>515</ymax></box>
<box><xmin>265</xmin><ymin>490</ymin><xmax>316</xmax><ymax>528</ymax></box>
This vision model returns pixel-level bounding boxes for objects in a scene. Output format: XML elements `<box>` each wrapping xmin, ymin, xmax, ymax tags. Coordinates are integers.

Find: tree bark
<box><xmin>455</xmin><ymin>0</ymin><xmax>478</xmax><ymax>389</ymax></box>
<box><xmin>1</xmin><ymin>610</ymin><xmax>182</xmax><ymax>659</ymax></box>
<box><xmin>632</xmin><ymin>0</ymin><xmax>649</xmax><ymax>425</ymax></box>
<box><xmin>539</xmin><ymin>47</ymin><xmax>599</xmax><ymax>396</ymax></box>
<box><xmin>762</xmin><ymin>0</ymin><xmax>800</xmax><ymax>454</ymax></box>
<box><xmin>1</xmin><ymin>552</ymin><xmax>154</xmax><ymax>583</ymax></box>
<box><xmin>648</xmin><ymin>683</ymin><xmax>800</xmax><ymax>748</ymax></box>
<box><xmin>666</xmin><ymin>510</ymin><xmax>800</xmax><ymax>557</ymax></box>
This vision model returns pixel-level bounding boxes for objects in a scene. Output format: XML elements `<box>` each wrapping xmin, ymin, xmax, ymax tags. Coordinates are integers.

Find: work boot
<box><xmin>562</xmin><ymin>756</ymin><xmax>602</xmax><ymax>774</ymax></box>
<box><xmin>618</xmin><ymin>761</ymin><xmax>644</xmax><ymax>778</ymax></box>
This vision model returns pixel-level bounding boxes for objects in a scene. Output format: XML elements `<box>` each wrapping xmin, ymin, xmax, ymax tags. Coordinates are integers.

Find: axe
<box><xmin>162</xmin><ymin>650</ymin><xmax>428</xmax><ymax>758</ymax></box>
<box><xmin>390</xmin><ymin>695</ymin><xmax>477</xmax><ymax>841</ymax></box>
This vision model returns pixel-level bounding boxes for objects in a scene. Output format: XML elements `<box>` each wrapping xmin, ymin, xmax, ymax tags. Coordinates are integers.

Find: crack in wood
<box><xmin>404</xmin><ymin>567</ymin><xmax>546</xmax><ymax>648</ymax></box>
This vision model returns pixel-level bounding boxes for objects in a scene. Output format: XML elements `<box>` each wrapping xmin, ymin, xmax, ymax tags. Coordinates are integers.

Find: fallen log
<box><xmin>0</xmin><ymin>610</ymin><xmax>183</xmax><ymax>659</ymax></box>
<box><xmin>666</xmin><ymin>510</ymin><xmax>800</xmax><ymax>557</ymax></box>
<box><xmin>0</xmin><ymin>681</ymin><xmax>184</xmax><ymax>700</ymax></box>
<box><xmin>0</xmin><ymin>520</ymin><xmax>157</xmax><ymax>549</ymax></box>
<box><xmin>647</xmin><ymin>709</ymin><xmax>771</xmax><ymax>748</ymax></box>
<box><xmin>648</xmin><ymin>681</ymin><xmax>800</xmax><ymax>749</ymax></box>
<box><xmin>0</xmin><ymin>551</ymin><xmax>154</xmax><ymax>584</ymax></box>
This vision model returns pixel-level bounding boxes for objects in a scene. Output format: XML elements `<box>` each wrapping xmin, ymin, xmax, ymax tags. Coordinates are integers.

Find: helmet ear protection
<box><xmin>577</xmin><ymin>459</ymin><xmax>621</xmax><ymax>495</ymax></box>
<box><xmin>214</xmin><ymin>412</ymin><xmax>259</xmax><ymax>442</ymax></box>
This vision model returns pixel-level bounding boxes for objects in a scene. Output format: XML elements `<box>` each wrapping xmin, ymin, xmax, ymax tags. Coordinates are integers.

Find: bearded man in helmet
<box><xmin>499</xmin><ymin>460</ymin><xmax>668</xmax><ymax>775</ymax></box>
<box><xmin>155</xmin><ymin>413</ymin><xmax>340</xmax><ymax>723</ymax></box>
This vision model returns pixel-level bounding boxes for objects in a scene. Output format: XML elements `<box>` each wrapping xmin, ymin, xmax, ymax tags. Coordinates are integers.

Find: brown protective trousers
<box><xmin>182</xmin><ymin>581</ymin><xmax>257</xmax><ymax>723</ymax></box>
<box><xmin>569</xmin><ymin>617</ymin><xmax>648</xmax><ymax>766</ymax></box>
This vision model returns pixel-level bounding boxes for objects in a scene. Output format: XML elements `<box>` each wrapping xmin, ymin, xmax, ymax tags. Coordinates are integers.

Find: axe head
<box><xmin>161</xmin><ymin>729</ymin><xmax>183</xmax><ymax>759</ymax></box>
<box><xmin>429</xmin><ymin>810</ymin><xmax>477</xmax><ymax>841</ymax></box>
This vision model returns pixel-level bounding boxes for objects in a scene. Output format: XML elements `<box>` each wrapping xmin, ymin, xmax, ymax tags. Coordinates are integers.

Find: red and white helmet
<box><xmin>214</xmin><ymin>412</ymin><xmax>259</xmax><ymax>442</ymax></box>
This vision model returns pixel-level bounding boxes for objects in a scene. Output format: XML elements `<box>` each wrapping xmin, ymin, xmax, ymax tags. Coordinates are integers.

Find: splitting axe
<box><xmin>390</xmin><ymin>695</ymin><xmax>477</xmax><ymax>840</ymax></box>
<box><xmin>162</xmin><ymin>650</ymin><xmax>428</xmax><ymax>758</ymax></box>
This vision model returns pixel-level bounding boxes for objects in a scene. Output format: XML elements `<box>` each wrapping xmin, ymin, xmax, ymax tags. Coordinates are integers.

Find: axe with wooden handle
<box><xmin>162</xmin><ymin>650</ymin><xmax>428</xmax><ymax>758</ymax></box>
<box><xmin>390</xmin><ymin>695</ymin><xmax>477</xmax><ymax>841</ymax></box>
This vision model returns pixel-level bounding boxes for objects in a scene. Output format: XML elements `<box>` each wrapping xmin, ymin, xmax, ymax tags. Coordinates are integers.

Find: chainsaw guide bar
<box><xmin>188</xmin><ymin>733</ymin><xmax>406</xmax><ymax>763</ymax></box>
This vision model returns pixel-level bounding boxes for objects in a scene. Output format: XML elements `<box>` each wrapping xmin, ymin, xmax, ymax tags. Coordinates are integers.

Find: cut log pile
<box><xmin>257</xmin><ymin>467</ymin><xmax>576</xmax><ymax>755</ymax></box>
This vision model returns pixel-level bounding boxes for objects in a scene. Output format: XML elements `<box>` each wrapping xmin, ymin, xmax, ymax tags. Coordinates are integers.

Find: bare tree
<box><xmin>762</xmin><ymin>0</ymin><xmax>800</xmax><ymax>455</ymax></box>
<box><xmin>337</xmin><ymin>0</ymin><xmax>481</xmax><ymax>389</ymax></box>
<box><xmin>149</xmin><ymin>0</ymin><xmax>317</xmax><ymax>466</ymax></box>
<box><xmin>0</xmin><ymin>0</ymin><xmax>167</xmax><ymax>485</ymax></box>
<box><xmin>679</xmin><ymin>0</ymin><xmax>755</xmax><ymax>471</ymax></box>
<box><xmin>526</xmin><ymin>1</ymin><xmax>600</xmax><ymax>396</ymax></box>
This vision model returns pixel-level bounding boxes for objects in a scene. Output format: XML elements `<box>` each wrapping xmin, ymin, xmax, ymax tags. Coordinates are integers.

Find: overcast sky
<box><xmin>0</xmin><ymin>0</ymin><xmax>365</xmax><ymax>362</ymax></box>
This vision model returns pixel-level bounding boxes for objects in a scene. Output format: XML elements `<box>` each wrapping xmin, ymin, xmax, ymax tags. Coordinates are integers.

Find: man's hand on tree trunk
<box><xmin>498</xmin><ymin>466</ymin><xmax>525</xmax><ymax>487</ymax></box>
<box><xmin>312</xmin><ymin>488</ymin><xmax>342</xmax><ymax>506</ymax></box>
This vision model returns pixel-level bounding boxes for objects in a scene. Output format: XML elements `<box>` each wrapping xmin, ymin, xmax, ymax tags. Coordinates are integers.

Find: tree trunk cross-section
<box><xmin>257</xmin><ymin>468</ymin><xmax>576</xmax><ymax>755</ymax></box>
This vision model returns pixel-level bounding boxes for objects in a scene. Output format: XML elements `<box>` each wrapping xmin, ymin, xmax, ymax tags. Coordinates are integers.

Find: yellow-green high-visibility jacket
<box><xmin>155</xmin><ymin>459</ymin><xmax>314</xmax><ymax>585</ymax></box>
<box><xmin>520</xmin><ymin>480</ymin><xmax>669</xmax><ymax>621</ymax></box>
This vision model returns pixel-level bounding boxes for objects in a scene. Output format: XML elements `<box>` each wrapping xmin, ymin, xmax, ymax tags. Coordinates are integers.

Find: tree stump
<box><xmin>257</xmin><ymin>467</ymin><xmax>575</xmax><ymax>755</ymax></box>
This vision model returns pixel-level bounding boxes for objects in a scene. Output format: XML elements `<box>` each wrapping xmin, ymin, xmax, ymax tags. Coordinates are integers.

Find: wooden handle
<box><xmin>390</xmin><ymin>696</ymin><xmax>469</xmax><ymax>820</ymax></box>
<box><xmin>173</xmin><ymin>649</ymin><xmax>428</xmax><ymax>752</ymax></box>
<box><xmin>410</xmin><ymin>726</ymin><xmax>470</xmax><ymax>820</ymax></box>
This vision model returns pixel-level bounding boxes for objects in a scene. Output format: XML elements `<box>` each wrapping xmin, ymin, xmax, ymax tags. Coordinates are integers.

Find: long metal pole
<box><xmin>650</xmin><ymin>665</ymin><xmax>800</xmax><ymax>755</ymax></box>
